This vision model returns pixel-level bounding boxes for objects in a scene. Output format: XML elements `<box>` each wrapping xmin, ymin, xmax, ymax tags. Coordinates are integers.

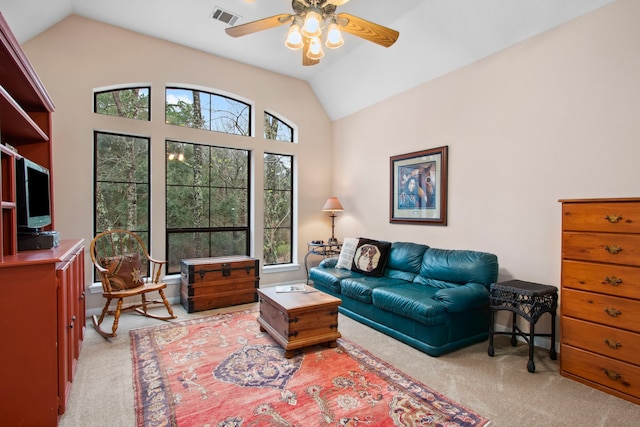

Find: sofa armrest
<box><xmin>318</xmin><ymin>257</ymin><xmax>339</xmax><ymax>268</ymax></box>
<box><xmin>433</xmin><ymin>283</ymin><xmax>489</xmax><ymax>313</ymax></box>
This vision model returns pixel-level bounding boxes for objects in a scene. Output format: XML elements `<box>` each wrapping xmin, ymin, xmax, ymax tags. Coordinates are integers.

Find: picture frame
<box><xmin>390</xmin><ymin>146</ymin><xmax>448</xmax><ymax>225</ymax></box>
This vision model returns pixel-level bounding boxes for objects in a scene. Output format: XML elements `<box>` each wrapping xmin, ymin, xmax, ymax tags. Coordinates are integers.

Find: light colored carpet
<box><xmin>59</xmin><ymin>303</ymin><xmax>638</xmax><ymax>427</ymax></box>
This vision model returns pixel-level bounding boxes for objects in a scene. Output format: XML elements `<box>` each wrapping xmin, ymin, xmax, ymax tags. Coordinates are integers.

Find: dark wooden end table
<box><xmin>488</xmin><ymin>279</ymin><xmax>558</xmax><ymax>373</ymax></box>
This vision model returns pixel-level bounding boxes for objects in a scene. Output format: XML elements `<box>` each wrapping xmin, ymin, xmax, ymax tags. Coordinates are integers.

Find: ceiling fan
<box><xmin>225</xmin><ymin>0</ymin><xmax>399</xmax><ymax>66</ymax></box>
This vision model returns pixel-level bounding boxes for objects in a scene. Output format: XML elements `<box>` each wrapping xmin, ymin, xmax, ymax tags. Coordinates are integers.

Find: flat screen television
<box><xmin>16</xmin><ymin>157</ymin><xmax>52</xmax><ymax>231</ymax></box>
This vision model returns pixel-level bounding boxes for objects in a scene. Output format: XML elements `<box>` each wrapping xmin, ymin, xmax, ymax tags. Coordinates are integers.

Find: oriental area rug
<box><xmin>130</xmin><ymin>307</ymin><xmax>490</xmax><ymax>427</ymax></box>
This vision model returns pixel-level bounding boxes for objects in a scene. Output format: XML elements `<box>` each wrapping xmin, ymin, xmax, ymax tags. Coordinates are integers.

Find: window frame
<box><xmin>264</xmin><ymin>110</ymin><xmax>295</xmax><ymax>143</ymax></box>
<box><xmin>263</xmin><ymin>152</ymin><xmax>294</xmax><ymax>266</ymax></box>
<box><xmin>165</xmin><ymin>86</ymin><xmax>253</xmax><ymax>136</ymax></box>
<box><xmin>93</xmin><ymin>130</ymin><xmax>151</xmax><ymax>280</ymax></box>
<box><xmin>93</xmin><ymin>85</ymin><xmax>151</xmax><ymax>121</ymax></box>
<box><xmin>164</xmin><ymin>139</ymin><xmax>251</xmax><ymax>274</ymax></box>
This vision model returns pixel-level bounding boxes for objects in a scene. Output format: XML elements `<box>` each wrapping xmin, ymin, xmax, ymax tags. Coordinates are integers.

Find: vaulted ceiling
<box><xmin>0</xmin><ymin>0</ymin><xmax>614</xmax><ymax>120</ymax></box>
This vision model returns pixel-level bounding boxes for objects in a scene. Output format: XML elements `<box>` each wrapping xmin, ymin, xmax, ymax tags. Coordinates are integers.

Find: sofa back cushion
<box><xmin>419</xmin><ymin>248</ymin><xmax>498</xmax><ymax>288</ymax></box>
<box><xmin>385</xmin><ymin>242</ymin><xmax>429</xmax><ymax>275</ymax></box>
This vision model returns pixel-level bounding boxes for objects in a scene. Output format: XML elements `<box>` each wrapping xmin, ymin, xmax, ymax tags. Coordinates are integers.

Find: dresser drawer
<box><xmin>562</xmin><ymin>317</ymin><xmax>640</xmax><ymax>364</ymax></box>
<box><xmin>562</xmin><ymin>232</ymin><xmax>640</xmax><ymax>267</ymax></box>
<box><xmin>562</xmin><ymin>201</ymin><xmax>640</xmax><ymax>233</ymax></box>
<box><xmin>561</xmin><ymin>345</ymin><xmax>640</xmax><ymax>400</ymax></box>
<box><xmin>562</xmin><ymin>288</ymin><xmax>640</xmax><ymax>333</ymax></box>
<box><xmin>562</xmin><ymin>260</ymin><xmax>640</xmax><ymax>299</ymax></box>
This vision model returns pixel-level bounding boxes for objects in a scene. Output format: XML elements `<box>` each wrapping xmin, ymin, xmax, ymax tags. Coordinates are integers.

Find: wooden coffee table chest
<box><xmin>257</xmin><ymin>285</ymin><xmax>341</xmax><ymax>358</ymax></box>
<box><xmin>180</xmin><ymin>256</ymin><xmax>259</xmax><ymax>313</ymax></box>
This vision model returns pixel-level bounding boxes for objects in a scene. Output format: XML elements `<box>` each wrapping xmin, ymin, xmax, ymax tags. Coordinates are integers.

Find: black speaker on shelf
<box><xmin>18</xmin><ymin>231</ymin><xmax>60</xmax><ymax>251</ymax></box>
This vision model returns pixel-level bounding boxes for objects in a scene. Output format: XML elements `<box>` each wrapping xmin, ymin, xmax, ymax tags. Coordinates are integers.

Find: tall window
<box><xmin>94</xmin><ymin>131</ymin><xmax>150</xmax><ymax>243</ymax></box>
<box><xmin>264</xmin><ymin>112</ymin><xmax>294</xmax><ymax>142</ymax></box>
<box><xmin>263</xmin><ymin>153</ymin><xmax>293</xmax><ymax>265</ymax></box>
<box><xmin>94</xmin><ymin>87</ymin><xmax>150</xmax><ymax>120</ymax></box>
<box><xmin>165</xmin><ymin>87</ymin><xmax>251</xmax><ymax>135</ymax></box>
<box><xmin>165</xmin><ymin>140</ymin><xmax>250</xmax><ymax>273</ymax></box>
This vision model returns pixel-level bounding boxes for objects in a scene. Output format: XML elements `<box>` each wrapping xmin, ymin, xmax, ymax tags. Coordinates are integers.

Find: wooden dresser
<box><xmin>560</xmin><ymin>197</ymin><xmax>640</xmax><ymax>405</ymax></box>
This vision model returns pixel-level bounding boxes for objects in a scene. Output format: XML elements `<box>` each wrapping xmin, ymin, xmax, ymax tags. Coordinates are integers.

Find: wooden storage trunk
<box><xmin>180</xmin><ymin>256</ymin><xmax>259</xmax><ymax>313</ymax></box>
<box><xmin>257</xmin><ymin>285</ymin><xmax>341</xmax><ymax>358</ymax></box>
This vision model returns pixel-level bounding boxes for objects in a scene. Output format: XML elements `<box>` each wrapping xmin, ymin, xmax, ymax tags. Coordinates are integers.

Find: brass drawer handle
<box><xmin>603</xmin><ymin>369</ymin><xmax>621</xmax><ymax>381</ymax></box>
<box><xmin>604</xmin><ymin>214</ymin><xmax>623</xmax><ymax>223</ymax></box>
<box><xmin>604</xmin><ymin>307</ymin><xmax>622</xmax><ymax>317</ymax></box>
<box><xmin>603</xmin><ymin>276</ymin><xmax>622</xmax><ymax>286</ymax></box>
<box><xmin>604</xmin><ymin>245</ymin><xmax>622</xmax><ymax>254</ymax></box>
<box><xmin>604</xmin><ymin>339</ymin><xmax>622</xmax><ymax>349</ymax></box>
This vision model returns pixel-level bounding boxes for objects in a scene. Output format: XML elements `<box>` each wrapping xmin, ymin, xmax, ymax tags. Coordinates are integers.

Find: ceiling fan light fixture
<box><xmin>306</xmin><ymin>36</ymin><xmax>324</xmax><ymax>60</ymax></box>
<box><xmin>301</xmin><ymin>8</ymin><xmax>322</xmax><ymax>38</ymax></box>
<box><xmin>285</xmin><ymin>22</ymin><xmax>303</xmax><ymax>50</ymax></box>
<box><xmin>325</xmin><ymin>19</ymin><xmax>344</xmax><ymax>49</ymax></box>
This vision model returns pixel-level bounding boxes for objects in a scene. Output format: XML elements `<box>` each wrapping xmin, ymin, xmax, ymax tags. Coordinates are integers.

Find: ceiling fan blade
<box><xmin>337</xmin><ymin>13</ymin><xmax>399</xmax><ymax>48</ymax></box>
<box><xmin>225</xmin><ymin>14</ymin><xmax>292</xmax><ymax>38</ymax></box>
<box><xmin>302</xmin><ymin>37</ymin><xmax>320</xmax><ymax>66</ymax></box>
<box><xmin>325</xmin><ymin>0</ymin><xmax>352</xmax><ymax>6</ymax></box>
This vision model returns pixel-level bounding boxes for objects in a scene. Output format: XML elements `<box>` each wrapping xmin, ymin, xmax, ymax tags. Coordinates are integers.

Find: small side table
<box><xmin>488</xmin><ymin>279</ymin><xmax>558</xmax><ymax>373</ymax></box>
<box><xmin>304</xmin><ymin>242</ymin><xmax>342</xmax><ymax>283</ymax></box>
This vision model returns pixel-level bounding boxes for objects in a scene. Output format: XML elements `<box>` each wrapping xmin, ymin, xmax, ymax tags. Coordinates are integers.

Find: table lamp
<box><xmin>322</xmin><ymin>197</ymin><xmax>344</xmax><ymax>244</ymax></box>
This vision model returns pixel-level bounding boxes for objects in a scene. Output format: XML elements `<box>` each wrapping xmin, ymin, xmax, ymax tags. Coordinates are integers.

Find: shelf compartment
<box><xmin>0</xmin><ymin>85</ymin><xmax>49</xmax><ymax>143</ymax></box>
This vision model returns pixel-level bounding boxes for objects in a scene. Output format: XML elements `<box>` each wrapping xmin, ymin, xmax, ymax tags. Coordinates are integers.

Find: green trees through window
<box><xmin>264</xmin><ymin>153</ymin><xmax>293</xmax><ymax>264</ymax></box>
<box><xmin>166</xmin><ymin>140</ymin><xmax>249</xmax><ymax>273</ymax></box>
<box><xmin>94</xmin><ymin>87</ymin><xmax>150</xmax><ymax>120</ymax></box>
<box><xmin>94</xmin><ymin>131</ymin><xmax>150</xmax><ymax>250</ymax></box>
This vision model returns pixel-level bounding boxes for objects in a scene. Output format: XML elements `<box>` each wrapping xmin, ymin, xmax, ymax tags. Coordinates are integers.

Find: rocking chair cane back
<box><xmin>90</xmin><ymin>230</ymin><xmax>176</xmax><ymax>338</ymax></box>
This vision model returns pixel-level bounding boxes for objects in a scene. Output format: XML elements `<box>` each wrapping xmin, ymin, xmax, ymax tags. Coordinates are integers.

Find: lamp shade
<box><xmin>325</xmin><ymin>19</ymin><xmax>344</xmax><ymax>49</ymax></box>
<box><xmin>306</xmin><ymin>36</ymin><xmax>324</xmax><ymax>60</ymax></box>
<box><xmin>285</xmin><ymin>23</ymin><xmax>303</xmax><ymax>50</ymax></box>
<box><xmin>322</xmin><ymin>197</ymin><xmax>344</xmax><ymax>212</ymax></box>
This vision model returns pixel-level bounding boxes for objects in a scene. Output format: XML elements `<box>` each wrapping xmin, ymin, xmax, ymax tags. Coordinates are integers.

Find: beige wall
<box><xmin>22</xmin><ymin>0</ymin><xmax>640</xmax><ymax>316</ymax></box>
<box><xmin>24</xmin><ymin>15</ymin><xmax>333</xmax><ymax>311</ymax></box>
<box><xmin>332</xmin><ymin>0</ymin><xmax>640</xmax><ymax>294</ymax></box>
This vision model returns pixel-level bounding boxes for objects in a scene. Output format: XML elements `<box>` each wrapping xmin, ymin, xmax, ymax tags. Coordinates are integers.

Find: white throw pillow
<box><xmin>336</xmin><ymin>237</ymin><xmax>359</xmax><ymax>269</ymax></box>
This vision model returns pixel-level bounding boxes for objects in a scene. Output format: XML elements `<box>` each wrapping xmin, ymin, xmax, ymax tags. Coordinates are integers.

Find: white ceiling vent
<box><xmin>211</xmin><ymin>7</ymin><xmax>241</xmax><ymax>26</ymax></box>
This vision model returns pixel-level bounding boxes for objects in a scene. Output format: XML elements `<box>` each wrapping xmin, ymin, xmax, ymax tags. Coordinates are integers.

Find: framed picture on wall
<box><xmin>390</xmin><ymin>146</ymin><xmax>448</xmax><ymax>225</ymax></box>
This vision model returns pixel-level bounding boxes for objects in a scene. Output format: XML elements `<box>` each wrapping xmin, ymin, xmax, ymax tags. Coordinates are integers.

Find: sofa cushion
<box><xmin>351</xmin><ymin>238</ymin><xmax>391</xmax><ymax>277</ymax></box>
<box><xmin>433</xmin><ymin>282</ymin><xmax>490</xmax><ymax>313</ymax></box>
<box><xmin>412</xmin><ymin>276</ymin><xmax>456</xmax><ymax>289</ymax></box>
<box><xmin>336</xmin><ymin>237</ymin><xmax>359</xmax><ymax>269</ymax></box>
<box><xmin>372</xmin><ymin>284</ymin><xmax>447</xmax><ymax>326</ymax></box>
<box><xmin>420</xmin><ymin>248</ymin><xmax>498</xmax><ymax>287</ymax></box>
<box><xmin>386</xmin><ymin>242</ymin><xmax>429</xmax><ymax>274</ymax></box>
<box><xmin>341</xmin><ymin>276</ymin><xmax>408</xmax><ymax>304</ymax></box>
<box><xmin>308</xmin><ymin>267</ymin><xmax>362</xmax><ymax>294</ymax></box>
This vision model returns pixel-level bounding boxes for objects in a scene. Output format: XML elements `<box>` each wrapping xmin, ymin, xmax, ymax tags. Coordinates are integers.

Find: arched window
<box><xmin>93</xmin><ymin>84</ymin><xmax>298</xmax><ymax>275</ymax></box>
<box><xmin>166</xmin><ymin>87</ymin><xmax>251</xmax><ymax>136</ymax></box>
<box><xmin>264</xmin><ymin>111</ymin><xmax>294</xmax><ymax>142</ymax></box>
<box><xmin>94</xmin><ymin>86</ymin><xmax>150</xmax><ymax>120</ymax></box>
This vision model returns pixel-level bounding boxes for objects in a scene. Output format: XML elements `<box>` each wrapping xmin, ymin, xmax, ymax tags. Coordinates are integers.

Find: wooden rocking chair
<box><xmin>90</xmin><ymin>229</ymin><xmax>176</xmax><ymax>338</ymax></box>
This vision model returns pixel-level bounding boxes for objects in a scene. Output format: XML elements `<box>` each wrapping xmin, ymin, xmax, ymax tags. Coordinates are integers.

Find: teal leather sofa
<box><xmin>309</xmin><ymin>241</ymin><xmax>499</xmax><ymax>356</ymax></box>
